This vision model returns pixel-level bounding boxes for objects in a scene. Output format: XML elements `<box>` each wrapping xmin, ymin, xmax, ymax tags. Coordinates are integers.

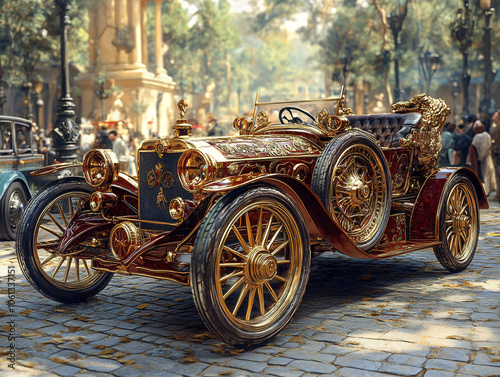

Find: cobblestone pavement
<box><xmin>1</xmin><ymin>200</ymin><xmax>499</xmax><ymax>377</ymax></box>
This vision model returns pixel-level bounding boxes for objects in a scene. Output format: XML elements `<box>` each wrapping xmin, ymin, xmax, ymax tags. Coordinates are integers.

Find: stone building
<box><xmin>77</xmin><ymin>0</ymin><xmax>177</xmax><ymax>138</ymax></box>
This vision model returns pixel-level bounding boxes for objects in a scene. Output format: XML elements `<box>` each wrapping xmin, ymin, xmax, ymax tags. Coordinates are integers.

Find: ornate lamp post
<box><xmin>479</xmin><ymin>0</ymin><xmax>495</xmax><ymax>117</ymax></box>
<box><xmin>421</xmin><ymin>51</ymin><xmax>441</xmax><ymax>94</ymax></box>
<box><xmin>387</xmin><ymin>0</ymin><xmax>408</xmax><ymax>102</ymax></box>
<box><xmin>450</xmin><ymin>0</ymin><xmax>474</xmax><ymax>119</ymax></box>
<box><xmin>51</xmin><ymin>0</ymin><xmax>79</xmax><ymax>163</ymax></box>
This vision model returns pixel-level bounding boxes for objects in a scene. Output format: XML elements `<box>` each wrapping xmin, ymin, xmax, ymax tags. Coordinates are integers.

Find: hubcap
<box><xmin>8</xmin><ymin>191</ymin><xmax>24</xmax><ymax>229</ymax></box>
<box><xmin>246</xmin><ymin>248</ymin><xmax>278</xmax><ymax>285</ymax></box>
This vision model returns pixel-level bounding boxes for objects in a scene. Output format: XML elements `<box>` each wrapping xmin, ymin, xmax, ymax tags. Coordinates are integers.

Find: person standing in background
<box><xmin>471</xmin><ymin>120</ymin><xmax>497</xmax><ymax>196</ymax></box>
<box><xmin>108</xmin><ymin>130</ymin><xmax>129</xmax><ymax>171</ymax></box>
<box><xmin>489</xmin><ymin>110</ymin><xmax>500</xmax><ymax>202</ymax></box>
<box><xmin>439</xmin><ymin>122</ymin><xmax>455</xmax><ymax>166</ymax></box>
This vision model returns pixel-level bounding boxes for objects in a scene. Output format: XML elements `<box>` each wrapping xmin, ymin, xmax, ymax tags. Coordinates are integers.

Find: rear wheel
<box><xmin>433</xmin><ymin>175</ymin><xmax>479</xmax><ymax>272</ymax></box>
<box><xmin>16</xmin><ymin>179</ymin><xmax>113</xmax><ymax>303</ymax></box>
<box><xmin>191</xmin><ymin>186</ymin><xmax>311</xmax><ymax>346</ymax></box>
<box><xmin>0</xmin><ymin>182</ymin><xmax>28</xmax><ymax>240</ymax></box>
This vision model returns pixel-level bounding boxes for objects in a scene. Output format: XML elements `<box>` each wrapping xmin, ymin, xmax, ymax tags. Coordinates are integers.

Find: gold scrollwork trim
<box><xmin>393</xmin><ymin>93</ymin><xmax>451</xmax><ymax>175</ymax></box>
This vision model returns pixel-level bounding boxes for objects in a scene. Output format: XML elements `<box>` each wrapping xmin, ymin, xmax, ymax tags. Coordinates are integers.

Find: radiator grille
<box><xmin>138</xmin><ymin>150</ymin><xmax>193</xmax><ymax>231</ymax></box>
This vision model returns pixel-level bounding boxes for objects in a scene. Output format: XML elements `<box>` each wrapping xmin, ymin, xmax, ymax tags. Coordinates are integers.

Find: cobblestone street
<box><xmin>0</xmin><ymin>201</ymin><xmax>499</xmax><ymax>377</ymax></box>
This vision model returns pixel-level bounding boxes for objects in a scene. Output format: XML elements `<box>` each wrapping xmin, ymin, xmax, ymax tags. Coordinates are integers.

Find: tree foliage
<box><xmin>2</xmin><ymin>0</ymin><xmax>499</xmax><ymax>117</ymax></box>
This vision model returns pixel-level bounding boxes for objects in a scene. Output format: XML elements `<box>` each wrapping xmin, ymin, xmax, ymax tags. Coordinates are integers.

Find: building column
<box><xmin>130</xmin><ymin>0</ymin><xmax>142</xmax><ymax>65</ymax></box>
<box><xmin>141</xmin><ymin>0</ymin><xmax>148</xmax><ymax>66</ymax></box>
<box><xmin>154</xmin><ymin>0</ymin><xmax>167</xmax><ymax>76</ymax></box>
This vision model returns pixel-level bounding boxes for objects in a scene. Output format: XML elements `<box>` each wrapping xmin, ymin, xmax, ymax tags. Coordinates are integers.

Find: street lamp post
<box><xmin>479</xmin><ymin>0</ymin><xmax>495</xmax><ymax>117</ymax></box>
<box><xmin>421</xmin><ymin>51</ymin><xmax>441</xmax><ymax>94</ymax></box>
<box><xmin>387</xmin><ymin>1</ymin><xmax>408</xmax><ymax>103</ymax></box>
<box><xmin>51</xmin><ymin>0</ymin><xmax>79</xmax><ymax>163</ymax></box>
<box><xmin>450</xmin><ymin>0</ymin><xmax>474</xmax><ymax>119</ymax></box>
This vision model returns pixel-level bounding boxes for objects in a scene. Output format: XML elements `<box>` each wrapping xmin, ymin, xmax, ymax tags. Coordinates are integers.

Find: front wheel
<box><xmin>433</xmin><ymin>175</ymin><xmax>479</xmax><ymax>272</ymax></box>
<box><xmin>190</xmin><ymin>186</ymin><xmax>311</xmax><ymax>346</ymax></box>
<box><xmin>16</xmin><ymin>179</ymin><xmax>113</xmax><ymax>303</ymax></box>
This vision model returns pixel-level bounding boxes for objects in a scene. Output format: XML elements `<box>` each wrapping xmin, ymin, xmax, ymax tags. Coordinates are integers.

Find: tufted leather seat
<box><xmin>347</xmin><ymin>113</ymin><xmax>421</xmax><ymax>148</ymax></box>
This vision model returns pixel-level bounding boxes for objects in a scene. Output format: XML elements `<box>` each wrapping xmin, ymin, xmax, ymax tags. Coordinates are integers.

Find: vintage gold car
<box><xmin>17</xmin><ymin>89</ymin><xmax>488</xmax><ymax>346</ymax></box>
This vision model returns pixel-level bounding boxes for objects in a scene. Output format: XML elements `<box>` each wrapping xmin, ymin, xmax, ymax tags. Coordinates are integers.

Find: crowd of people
<box><xmin>438</xmin><ymin>110</ymin><xmax>499</xmax><ymax>202</ymax></box>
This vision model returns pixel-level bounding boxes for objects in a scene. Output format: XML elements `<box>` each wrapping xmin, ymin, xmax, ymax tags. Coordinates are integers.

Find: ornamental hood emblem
<box><xmin>147</xmin><ymin>163</ymin><xmax>174</xmax><ymax>188</ymax></box>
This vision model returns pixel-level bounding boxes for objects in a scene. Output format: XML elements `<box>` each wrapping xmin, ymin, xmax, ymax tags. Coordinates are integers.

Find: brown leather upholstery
<box><xmin>347</xmin><ymin>113</ymin><xmax>421</xmax><ymax>148</ymax></box>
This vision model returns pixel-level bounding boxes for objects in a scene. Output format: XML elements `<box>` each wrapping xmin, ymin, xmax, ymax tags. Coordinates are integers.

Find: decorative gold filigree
<box><xmin>264</xmin><ymin>141</ymin><xmax>286</xmax><ymax>156</ymax></box>
<box><xmin>155</xmin><ymin>140</ymin><xmax>170</xmax><ymax>158</ymax></box>
<box><xmin>147</xmin><ymin>163</ymin><xmax>174</xmax><ymax>188</ymax></box>
<box><xmin>178</xmin><ymin>99</ymin><xmax>188</xmax><ymax>119</ymax></box>
<box><xmin>172</xmin><ymin>99</ymin><xmax>192</xmax><ymax>137</ymax></box>
<box><xmin>392</xmin><ymin>94</ymin><xmax>451</xmax><ymax>175</ymax></box>
<box><xmin>157</xmin><ymin>188</ymin><xmax>168</xmax><ymax>208</ymax></box>
<box><xmin>228</xmin><ymin>162</ymin><xmax>267</xmax><ymax>176</ymax></box>
<box><xmin>316</xmin><ymin>107</ymin><xmax>351</xmax><ymax>136</ymax></box>
<box><xmin>256</xmin><ymin>111</ymin><xmax>270</xmax><ymax>128</ymax></box>
<box><xmin>233</xmin><ymin>117</ymin><xmax>253</xmax><ymax>135</ymax></box>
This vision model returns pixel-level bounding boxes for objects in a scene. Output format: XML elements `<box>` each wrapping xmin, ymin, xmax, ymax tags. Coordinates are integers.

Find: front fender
<box><xmin>30</xmin><ymin>162</ymin><xmax>82</xmax><ymax>177</ymax></box>
<box><xmin>409</xmin><ymin>167</ymin><xmax>487</xmax><ymax>241</ymax></box>
<box><xmin>57</xmin><ymin>174</ymin><xmax>138</xmax><ymax>254</ymax></box>
<box><xmin>0</xmin><ymin>172</ymin><xmax>30</xmax><ymax>201</ymax></box>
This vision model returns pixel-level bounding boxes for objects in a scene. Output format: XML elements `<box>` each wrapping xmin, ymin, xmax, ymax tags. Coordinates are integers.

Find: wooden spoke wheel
<box><xmin>312</xmin><ymin>130</ymin><xmax>391</xmax><ymax>250</ymax></box>
<box><xmin>433</xmin><ymin>175</ymin><xmax>479</xmax><ymax>272</ymax></box>
<box><xmin>16</xmin><ymin>179</ymin><xmax>113</xmax><ymax>303</ymax></box>
<box><xmin>191</xmin><ymin>186</ymin><xmax>310</xmax><ymax>346</ymax></box>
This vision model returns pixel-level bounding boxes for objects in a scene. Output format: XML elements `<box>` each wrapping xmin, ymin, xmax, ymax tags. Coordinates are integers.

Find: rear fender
<box><xmin>409</xmin><ymin>167</ymin><xmax>487</xmax><ymax>241</ymax></box>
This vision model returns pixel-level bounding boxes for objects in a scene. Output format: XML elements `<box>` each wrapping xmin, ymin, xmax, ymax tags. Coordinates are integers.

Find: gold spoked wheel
<box><xmin>191</xmin><ymin>187</ymin><xmax>310</xmax><ymax>346</ymax></box>
<box><xmin>16</xmin><ymin>179</ymin><xmax>113</xmax><ymax>303</ymax></box>
<box><xmin>331</xmin><ymin>144</ymin><xmax>387</xmax><ymax>242</ymax></box>
<box><xmin>216</xmin><ymin>202</ymin><xmax>301</xmax><ymax>328</ymax></box>
<box><xmin>33</xmin><ymin>192</ymin><xmax>105</xmax><ymax>289</ymax></box>
<box><xmin>434</xmin><ymin>175</ymin><xmax>479</xmax><ymax>272</ymax></box>
<box><xmin>445</xmin><ymin>183</ymin><xmax>477</xmax><ymax>260</ymax></box>
<box><xmin>312</xmin><ymin>131</ymin><xmax>391</xmax><ymax>250</ymax></box>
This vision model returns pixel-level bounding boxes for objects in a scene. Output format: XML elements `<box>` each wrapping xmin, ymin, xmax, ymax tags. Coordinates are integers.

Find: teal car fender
<box><xmin>0</xmin><ymin>171</ymin><xmax>31</xmax><ymax>201</ymax></box>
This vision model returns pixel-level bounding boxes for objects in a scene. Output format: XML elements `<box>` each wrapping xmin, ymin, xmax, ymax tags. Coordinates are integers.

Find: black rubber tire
<box><xmin>190</xmin><ymin>186</ymin><xmax>311</xmax><ymax>346</ymax></box>
<box><xmin>311</xmin><ymin>130</ymin><xmax>391</xmax><ymax>250</ymax></box>
<box><xmin>0</xmin><ymin>181</ymin><xmax>28</xmax><ymax>240</ymax></box>
<box><xmin>433</xmin><ymin>175</ymin><xmax>479</xmax><ymax>272</ymax></box>
<box><xmin>16</xmin><ymin>178</ymin><xmax>113</xmax><ymax>303</ymax></box>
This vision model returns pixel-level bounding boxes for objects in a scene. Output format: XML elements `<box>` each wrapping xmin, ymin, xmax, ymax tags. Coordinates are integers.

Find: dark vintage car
<box><xmin>0</xmin><ymin>116</ymin><xmax>45</xmax><ymax>239</ymax></box>
<box><xmin>17</xmin><ymin>89</ymin><xmax>487</xmax><ymax>346</ymax></box>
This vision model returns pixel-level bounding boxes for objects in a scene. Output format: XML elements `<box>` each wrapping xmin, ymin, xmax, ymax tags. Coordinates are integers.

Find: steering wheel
<box><xmin>278</xmin><ymin>106</ymin><xmax>316</xmax><ymax>125</ymax></box>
